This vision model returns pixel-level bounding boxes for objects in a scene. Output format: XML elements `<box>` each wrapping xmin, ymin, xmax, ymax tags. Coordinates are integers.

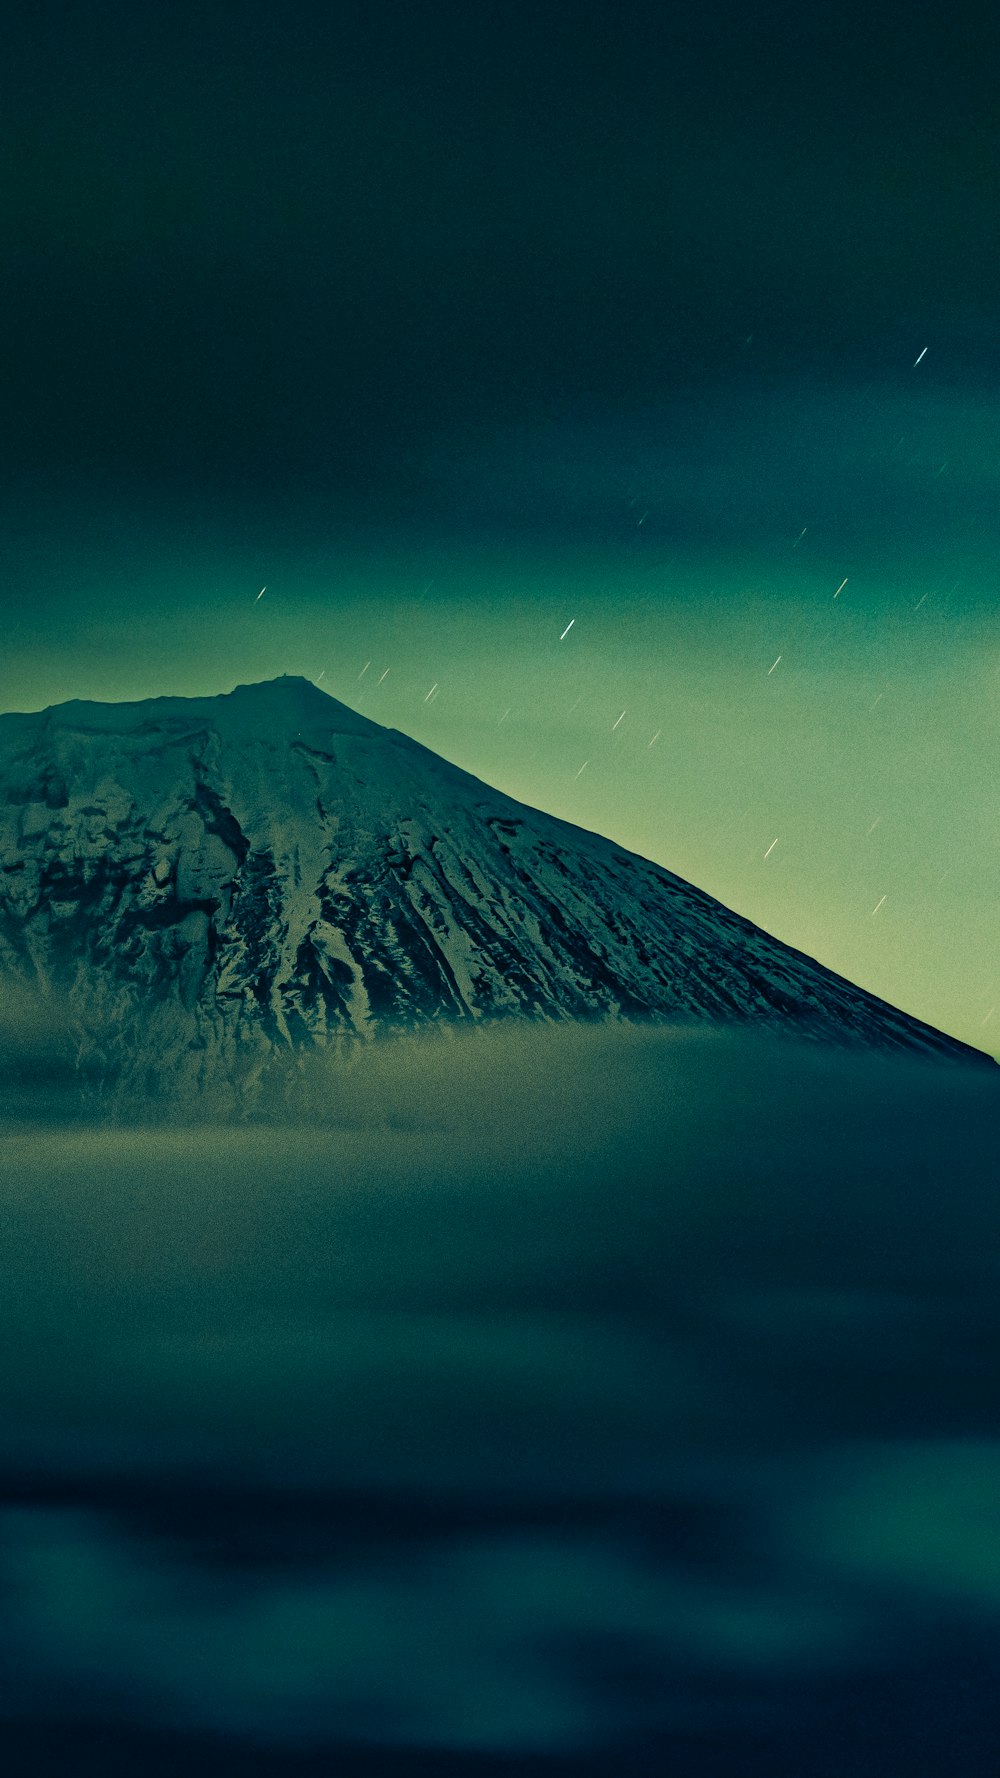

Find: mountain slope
<box><xmin>0</xmin><ymin>676</ymin><xmax>986</xmax><ymax>1092</ymax></box>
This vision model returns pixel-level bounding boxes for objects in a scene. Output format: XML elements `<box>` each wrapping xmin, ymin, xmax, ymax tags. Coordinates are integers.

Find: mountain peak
<box><xmin>216</xmin><ymin>674</ymin><xmax>378</xmax><ymax>733</ymax></box>
<box><xmin>1</xmin><ymin>673</ymin><xmax>383</xmax><ymax>745</ymax></box>
<box><xmin>227</xmin><ymin>673</ymin><xmax>332</xmax><ymax>699</ymax></box>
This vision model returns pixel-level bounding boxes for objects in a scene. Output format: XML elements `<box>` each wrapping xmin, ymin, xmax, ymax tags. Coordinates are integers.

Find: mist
<box><xmin>2</xmin><ymin>1012</ymin><xmax>1000</xmax><ymax>1772</ymax></box>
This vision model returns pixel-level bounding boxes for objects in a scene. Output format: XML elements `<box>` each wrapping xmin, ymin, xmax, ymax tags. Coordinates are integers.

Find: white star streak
<box><xmin>871</xmin><ymin>895</ymin><xmax>887</xmax><ymax>917</ymax></box>
<box><xmin>560</xmin><ymin>619</ymin><xmax>575</xmax><ymax>640</ymax></box>
<box><xmin>767</xmin><ymin>656</ymin><xmax>781</xmax><ymax>675</ymax></box>
<box><xmin>834</xmin><ymin>579</ymin><xmax>848</xmax><ymax>598</ymax></box>
<box><xmin>914</xmin><ymin>346</ymin><xmax>928</xmax><ymax>366</ymax></box>
<box><xmin>611</xmin><ymin>710</ymin><xmax>626</xmax><ymax>731</ymax></box>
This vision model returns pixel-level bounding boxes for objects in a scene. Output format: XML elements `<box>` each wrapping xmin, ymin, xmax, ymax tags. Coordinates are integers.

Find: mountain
<box><xmin>0</xmin><ymin>675</ymin><xmax>986</xmax><ymax>1095</ymax></box>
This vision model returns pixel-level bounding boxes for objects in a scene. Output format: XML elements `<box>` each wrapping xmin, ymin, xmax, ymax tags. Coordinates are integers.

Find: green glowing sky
<box><xmin>1</xmin><ymin>0</ymin><xmax>997</xmax><ymax>1050</ymax></box>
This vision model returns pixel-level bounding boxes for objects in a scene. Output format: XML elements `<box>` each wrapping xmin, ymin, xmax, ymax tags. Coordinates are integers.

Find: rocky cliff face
<box><xmin>0</xmin><ymin>676</ymin><xmax>985</xmax><ymax>1098</ymax></box>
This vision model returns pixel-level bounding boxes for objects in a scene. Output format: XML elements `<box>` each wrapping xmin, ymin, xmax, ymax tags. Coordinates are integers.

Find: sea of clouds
<box><xmin>1</xmin><ymin>998</ymin><xmax>999</xmax><ymax>1773</ymax></box>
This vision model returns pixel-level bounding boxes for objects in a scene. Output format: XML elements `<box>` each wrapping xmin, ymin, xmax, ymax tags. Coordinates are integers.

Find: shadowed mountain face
<box><xmin>0</xmin><ymin>676</ymin><xmax>985</xmax><ymax>1094</ymax></box>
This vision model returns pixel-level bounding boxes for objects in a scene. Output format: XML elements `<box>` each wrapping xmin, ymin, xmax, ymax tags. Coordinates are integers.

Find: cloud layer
<box><xmin>2</xmin><ymin>1017</ymin><xmax>1000</xmax><ymax>1769</ymax></box>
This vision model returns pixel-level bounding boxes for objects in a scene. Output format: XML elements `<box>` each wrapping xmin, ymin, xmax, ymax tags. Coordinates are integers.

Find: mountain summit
<box><xmin>0</xmin><ymin>676</ymin><xmax>986</xmax><ymax>1092</ymax></box>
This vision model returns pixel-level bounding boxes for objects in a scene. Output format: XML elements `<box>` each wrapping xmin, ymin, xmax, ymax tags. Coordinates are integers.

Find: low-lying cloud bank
<box><xmin>1</xmin><ymin>1010</ymin><xmax>1000</xmax><ymax>1771</ymax></box>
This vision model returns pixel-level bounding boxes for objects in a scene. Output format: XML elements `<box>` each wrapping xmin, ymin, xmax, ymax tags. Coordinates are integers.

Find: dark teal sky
<box><xmin>1</xmin><ymin>0</ymin><xmax>998</xmax><ymax>1048</ymax></box>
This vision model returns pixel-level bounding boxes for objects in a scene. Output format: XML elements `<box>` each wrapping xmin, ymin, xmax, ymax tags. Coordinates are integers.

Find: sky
<box><xmin>1</xmin><ymin>0</ymin><xmax>998</xmax><ymax>1048</ymax></box>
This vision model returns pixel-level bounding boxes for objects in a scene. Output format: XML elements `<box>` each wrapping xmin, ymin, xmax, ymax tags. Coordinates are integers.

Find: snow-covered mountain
<box><xmin>0</xmin><ymin>675</ymin><xmax>986</xmax><ymax>1094</ymax></box>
